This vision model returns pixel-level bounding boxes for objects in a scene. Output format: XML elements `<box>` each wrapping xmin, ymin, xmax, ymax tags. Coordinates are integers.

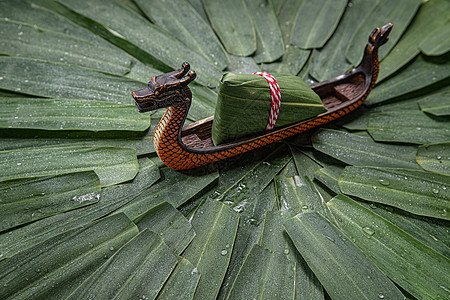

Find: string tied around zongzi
<box><xmin>253</xmin><ymin>72</ymin><xmax>281</xmax><ymax>130</ymax></box>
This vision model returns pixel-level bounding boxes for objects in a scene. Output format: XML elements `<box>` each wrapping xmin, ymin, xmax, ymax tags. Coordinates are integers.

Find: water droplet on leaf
<box><xmin>378</xmin><ymin>179</ymin><xmax>389</xmax><ymax>186</ymax></box>
<box><xmin>363</xmin><ymin>227</ymin><xmax>375</xmax><ymax>236</ymax></box>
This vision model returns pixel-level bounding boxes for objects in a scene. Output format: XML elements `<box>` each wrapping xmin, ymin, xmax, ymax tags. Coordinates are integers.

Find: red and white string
<box><xmin>253</xmin><ymin>72</ymin><xmax>281</xmax><ymax>130</ymax></box>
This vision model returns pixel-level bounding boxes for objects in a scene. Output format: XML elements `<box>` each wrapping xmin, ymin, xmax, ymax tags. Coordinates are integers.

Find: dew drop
<box><xmin>378</xmin><ymin>293</ymin><xmax>385</xmax><ymax>299</ymax></box>
<box><xmin>109</xmin><ymin>246</ymin><xmax>114</xmax><ymax>251</ymax></box>
<box><xmin>372</xmin><ymin>186</ymin><xmax>377</xmax><ymax>190</ymax></box>
<box><xmin>325</xmin><ymin>236</ymin><xmax>335</xmax><ymax>243</ymax></box>
<box><xmin>442</xmin><ymin>209</ymin><xmax>447</xmax><ymax>217</ymax></box>
<box><xmin>221</xmin><ymin>250</ymin><xmax>228</xmax><ymax>256</ymax></box>
<box><xmin>233</xmin><ymin>205</ymin><xmax>244</xmax><ymax>213</ymax></box>
<box><xmin>283</xmin><ymin>248</ymin><xmax>290</xmax><ymax>255</ymax></box>
<box><xmin>248</xmin><ymin>218</ymin><xmax>257</xmax><ymax>225</ymax></box>
<box><xmin>363</xmin><ymin>227</ymin><xmax>375</xmax><ymax>236</ymax></box>
<box><xmin>18</xmin><ymin>31</ymin><xmax>23</xmax><ymax>36</ymax></box>
<box><xmin>378</xmin><ymin>179</ymin><xmax>390</xmax><ymax>186</ymax></box>
<box><xmin>432</xmin><ymin>188</ymin><xmax>439</xmax><ymax>194</ymax></box>
<box><xmin>302</xmin><ymin>205</ymin><xmax>309</xmax><ymax>210</ymax></box>
<box><xmin>0</xmin><ymin>77</ymin><xmax>3</xmax><ymax>80</ymax></box>
<box><xmin>17</xmin><ymin>162</ymin><xmax>22</xmax><ymax>166</ymax></box>
<box><xmin>437</xmin><ymin>155</ymin><xmax>442</xmax><ymax>160</ymax></box>
<box><xmin>442</xmin><ymin>185</ymin><xmax>447</xmax><ymax>190</ymax></box>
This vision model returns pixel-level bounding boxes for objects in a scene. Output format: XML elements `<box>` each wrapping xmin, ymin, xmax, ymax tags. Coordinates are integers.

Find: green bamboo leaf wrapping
<box><xmin>345</xmin><ymin>0</ymin><xmax>421</xmax><ymax>65</ymax></box>
<box><xmin>0</xmin><ymin>146</ymin><xmax>138</xmax><ymax>187</ymax></box>
<box><xmin>284</xmin><ymin>211</ymin><xmax>405</xmax><ymax>299</ymax></box>
<box><xmin>309</xmin><ymin>0</ymin><xmax>379</xmax><ymax>81</ymax></box>
<box><xmin>312</xmin><ymin>129</ymin><xmax>421</xmax><ymax>169</ymax></box>
<box><xmin>58</xmin><ymin>0</ymin><xmax>222</xmax><ymax>87</ymax></box>
<box><xmin>328</xmin><ymin>194</ymin><xmax>450</xmax><ymax>299</ymax></box>
<box><xmin>419</xmin><ymin>87</ymin><xmax>450</xmax><ymax>116</ymax></box>
<box><xmin>0</xmin><ymin>171</ymin><xmax>100</xmax><ymax>232</ymax></box>
<box><xmin>0</xmin><ymin>213</ymin><xmax>138</xmax><ymax>299</ymax></box>
<box><xmin>378</xmin><ymin>0</ymin><xmax>450</xmax><ymax>81</ymax></box>
<box><xmin>134</xmin><ymin>201</ymin><xmax>195</xmax><ymax>254</ymax></box>
<box><xmin>245</xmin><ymin>0</ymin><xmax>284</xmax><ymax>64</ymax></box>
<box><xmin>211</xmin><ymin>73</ymin><xmax>326</xmax><ymax>145</ymax></box>
<box><xmin>420</xmin><ymin>20</ymin><xmax>450</xmax><ymax>56</ymax></box>
<box><xmin>259</xmin><ymin>211</ymin><xmax>325</xmax><ymax>300</ymax></box>
<box><xmin>367</xmin><ymin>110</ymin><xmax>450</xmax><ymax>144</ymax></box>
<box><xmin>416</xmin><ymin>143</ymin><xmax>450</xmax><ymax>176</ymax></box>
<box><xmin>0</xmin><ymin>98</ymin><xmax>150</xmax><ymax>131</ymax></box>
<box><xmin>182</xmin><ymin>199</ymin><xmax>240</xmax><ymax>300</ymax></box>
<box><xmin>68</xmin><ymin>229</ymin><xmax>177</xmax><ymax>300</ymax></box>
<box><xmin>0</xmin><ymin>20</ymin><xmax>132</xmax><ymax>75</ymax></box>
<box><xmin>157</xmin><ymin>258</ymin><xmax>201</xmax><ymax>300</ymax></box>
<box><xmin>0</xmin><ymin>158</ymin><xmax>159</xmax><ymax>259</ymax></box>
<box><xmin>339</xmin><ymin>166</ymin><xmax>450</xmax><ymax>220</ymax></box>
<box><xmin>202</xmin><ymin>0</ymin><xmax>256</xmax><ymax>56</ymax></box>
<box><xmin>0</xmin><ymin>56</ymin><xmax>143</xmax><ymax>104</ymax></box>
<box><xmin>291</xmin><ymin>0</ymin><xmax>348</xmax><ymax>49</ymax></box>
<box><xmin>366</xmin><ymin>54</ymin><xmax>450</xmax><ymax>106</ymax></box>
<box><xmin>134</xmin><ymin>0</ymin><xmax>229</xmax><ymax>70</ymax></box>
<box><xmin>227</xmin><ymin>244</ymin><xmax>296</xmax><ymax>299</ymax></box>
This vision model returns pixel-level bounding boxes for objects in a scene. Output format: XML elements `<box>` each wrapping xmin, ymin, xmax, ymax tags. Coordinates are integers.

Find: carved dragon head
<box><xmin>132</xmin><ymin>62</ymin><xmax>196</xmax><ymax>112</ymax></box>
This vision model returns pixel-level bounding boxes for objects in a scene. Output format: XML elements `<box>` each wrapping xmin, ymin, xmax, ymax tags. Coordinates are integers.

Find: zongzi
<box><xmin>211</xmin><ymin>72</ymin><xmax>326</xmax><ymax>145</ymax></box>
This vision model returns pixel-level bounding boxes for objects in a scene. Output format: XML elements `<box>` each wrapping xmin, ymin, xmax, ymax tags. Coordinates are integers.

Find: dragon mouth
<box><xmin>131</xmin><ymin>86</ymin><xmax>155</xmax><ymax>101</ymax></box>
<box><xmin>132</xmin><ymin>84</ymin><xmax>158</xmax><ymax>113</ymax></box>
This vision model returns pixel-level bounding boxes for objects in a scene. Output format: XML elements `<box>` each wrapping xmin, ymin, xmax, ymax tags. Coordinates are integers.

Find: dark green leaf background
<box><xmin>0</xmin><ymin>0</ymin><xmax>448</xmax><ymax>299</ymax></box>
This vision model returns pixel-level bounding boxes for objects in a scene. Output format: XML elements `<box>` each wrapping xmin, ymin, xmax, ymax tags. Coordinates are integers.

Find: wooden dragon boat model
<box><xmin>132</xmin><ymin>24</ymin><xmax>393</xmax><ymax>171</ymax></box>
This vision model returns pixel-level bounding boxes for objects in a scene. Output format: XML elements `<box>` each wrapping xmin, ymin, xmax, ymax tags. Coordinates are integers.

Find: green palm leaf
<box><xmin>0</xmin><ymin>0</ymin><xmax>448</xmax><ymax>298</ymax></box>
